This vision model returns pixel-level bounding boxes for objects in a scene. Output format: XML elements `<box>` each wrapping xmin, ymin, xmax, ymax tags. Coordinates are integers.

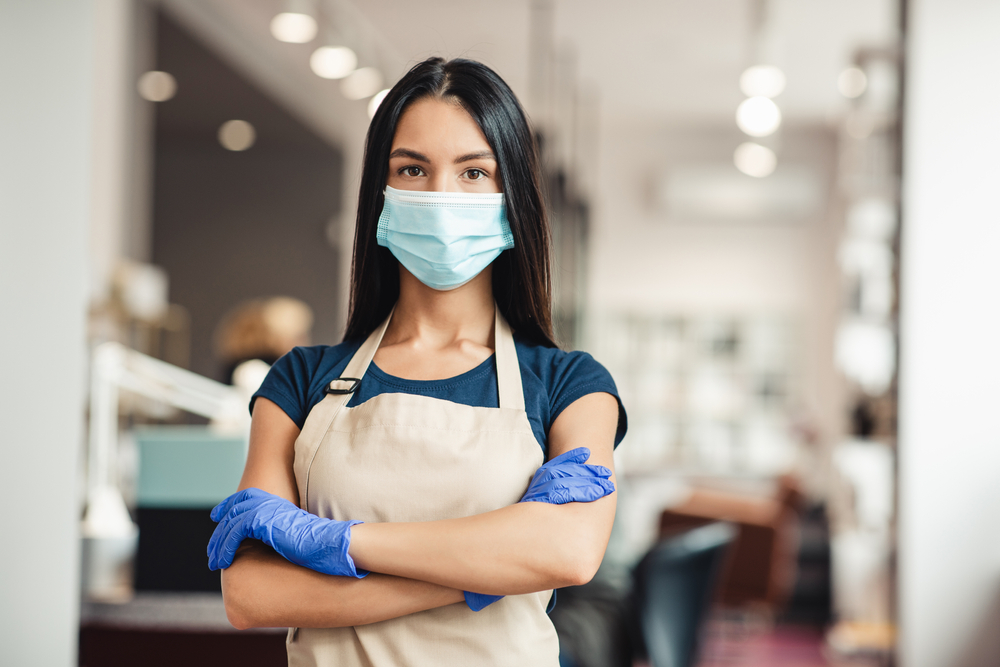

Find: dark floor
<box><xmin>695</xmin><ymin>622</ymin><xmax>831</xmax><ymax>667</ymax></box>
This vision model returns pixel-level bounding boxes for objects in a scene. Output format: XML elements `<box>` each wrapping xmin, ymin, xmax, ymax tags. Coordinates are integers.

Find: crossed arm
<box><xmin>221</xmin><ymin>393</ymin><xmax>619</xmax><ymax>630</ymax></box>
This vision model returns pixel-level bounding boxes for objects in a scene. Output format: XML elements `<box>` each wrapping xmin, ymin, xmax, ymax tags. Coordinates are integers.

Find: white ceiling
<box><xmin>345</xmin><ymin>0</ymin><xmax>899</xmax><ymax>124</ymax></box>
<box><xmin>203</xmin><ymin>0</ymin><xmax>898</xmax><ymax>134</ymax></box>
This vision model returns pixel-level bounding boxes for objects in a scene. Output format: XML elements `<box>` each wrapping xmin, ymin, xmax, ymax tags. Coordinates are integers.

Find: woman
<box><xmin>207</xmin><ymin>57</ymin><xmax>627</xmax><ymax>666</ymax></box>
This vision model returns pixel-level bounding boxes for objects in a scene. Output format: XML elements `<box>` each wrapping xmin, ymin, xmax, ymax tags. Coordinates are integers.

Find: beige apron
<box><xmin>287</xmin><ymin>306</ymin><xmax>560</xmax><ymax>667</ymax></box>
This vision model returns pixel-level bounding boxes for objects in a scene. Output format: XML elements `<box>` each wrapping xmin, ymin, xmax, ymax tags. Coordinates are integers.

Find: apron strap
<box><xmin>494</xmin><ymin>306</ymin><xmax>525</xmax><ymax>411</ymax></box>
<box><xmin>295</xmin><ymin>310</ymin><xmax>393</xmax><ymax>512</ymax></box>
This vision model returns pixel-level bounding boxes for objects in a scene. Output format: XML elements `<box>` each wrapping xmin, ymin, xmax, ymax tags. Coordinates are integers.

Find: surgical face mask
<box><xmin>376</xmin><ymin>185</ymin><xmax>515</xmax><ymax>291</ymax></box>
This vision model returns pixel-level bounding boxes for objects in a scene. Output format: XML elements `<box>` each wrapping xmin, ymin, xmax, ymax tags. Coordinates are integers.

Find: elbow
<box><xmin>225</xmin><ymin>603</ymin><xmax>253</xmax><ymax>631</ymax></box>
<box><xmin>546</xmin><ymin>541</ymin><xmax>605</xmax><ymax>588</ymax></box>
<box><xmin>560</xmin><ymin>553</ymin><xmax>602</xmax><ymax>588</ymax></box>
<box><xmin>221</xmin><ymin>566</ymin><xmax>260</xmax><ymax>630</ymax></box>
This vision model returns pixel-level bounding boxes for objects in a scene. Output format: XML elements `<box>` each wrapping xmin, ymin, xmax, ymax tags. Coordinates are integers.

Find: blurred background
<box><xmin>2</xmin><ymin>1</ymin><xmax>999</xmax><ymax>666</ymax></box>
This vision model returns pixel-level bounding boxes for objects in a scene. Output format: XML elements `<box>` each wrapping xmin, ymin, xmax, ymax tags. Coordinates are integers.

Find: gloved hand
<box><xmin>519</xmin><ymin>447</ymin><xmax>615</xmax><ymax>504</ymax></box>
<box><xmin>207</xmin><ymin>487</ymin><xmax>367</xmax><ymax>578</ymax></box>
<box><xmin>465</xmin><ymin>447</ymin><xmax>615</xmax><ymax>612</ymax></box>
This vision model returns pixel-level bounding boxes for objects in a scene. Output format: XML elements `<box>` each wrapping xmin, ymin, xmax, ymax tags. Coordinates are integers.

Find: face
<box><xmin>386</xmin><ymin>97</ymin><xmax>500</xmax><ymax>194</ymax></box>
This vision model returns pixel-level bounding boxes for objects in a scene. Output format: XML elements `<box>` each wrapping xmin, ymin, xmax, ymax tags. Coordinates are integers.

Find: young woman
<box><xmin>207</xmin><ymin>57</ymin><xmax>627</xmax><ymax>666</ymax></box>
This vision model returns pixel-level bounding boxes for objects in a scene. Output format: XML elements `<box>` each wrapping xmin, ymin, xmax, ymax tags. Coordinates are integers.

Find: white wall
<box><xmin>0</xmin><ymin>1</ymin><xmax>93</xmax><ymax>665</ymax></box>
<box><xmin>587</xmin><ymin>121</ymin><xmax>844</xmax><ymax>467</ymax></box>
<box><xmin>899</xmin><ymin>1</ymin><xmax>1000</xmax><ymax>666</ymax></box>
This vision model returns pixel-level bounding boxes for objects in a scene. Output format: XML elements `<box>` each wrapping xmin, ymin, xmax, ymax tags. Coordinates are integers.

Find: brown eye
<box><xmin>402</xmin><ymin>166</ymin><xmax>423</xmax><ymax>177</ymax></box>
<box><xmin>466</xmin><ymin>169</ymin><xmax>484</xmax><ymax>180</ymax></box>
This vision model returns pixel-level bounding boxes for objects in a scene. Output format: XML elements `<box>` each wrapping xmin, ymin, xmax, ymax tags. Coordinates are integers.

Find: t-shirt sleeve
<box><xmin>548</xmin><ymin>351</ymin><xmax>628</xmax><ymax>447</ymax></box>
<box><xmin>250</xmin><ymin>346</ymin><xmax>318</xmax><ymax>429</ymax></box>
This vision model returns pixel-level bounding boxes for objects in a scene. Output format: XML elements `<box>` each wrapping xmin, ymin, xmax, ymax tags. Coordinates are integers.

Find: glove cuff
<box><xmin>464</xmin><ymin>590</ymin><xmax>503</xmax><ymax>611</ymax></box>
<box><xmin>342</xmin><ymin>520</ymin><xmax>369</xmax><ymax>578</ymax></box>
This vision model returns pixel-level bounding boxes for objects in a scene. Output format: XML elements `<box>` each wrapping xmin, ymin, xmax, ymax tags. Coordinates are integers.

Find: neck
<box><xmin>388</xmin><ymin>266</ymin><xmax>496</xmax><ymax>349</ymax></box>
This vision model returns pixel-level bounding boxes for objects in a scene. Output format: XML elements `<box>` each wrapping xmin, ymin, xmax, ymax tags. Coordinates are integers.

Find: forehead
<box><xmin>391</xmin><ymin>97</ymin><xmax>492</xmax><ymax>154</ymax></box>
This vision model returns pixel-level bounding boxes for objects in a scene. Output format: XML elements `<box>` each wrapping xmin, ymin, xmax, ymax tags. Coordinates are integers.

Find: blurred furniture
<box><xmin>214</xmin><ymin>296</ymin><xmax>313</xmax><ymax>382</ymax></box>
<box><xmin>134</xmin><ymin>426</ymin><xmax>247</xmax><ymax>592</ymax></box>
<box><xmin>658</xmin><ymin>477</ymin><xmax>802</xmax><ymax>611</ymax></box>
<box><xmin>548</xmin><ymin>579</ymin><xmax>634</xmax><ymax>667</ymax></box>
<box><xmin>634</xmin><ymin>522</ymin><xmax>736</xmax><ymax>667</ymax></box>
<box><xmin>83</xmin><ymin>342</ymin><xmax>247</xmax><ymax>600</ymax></box>
<box><xmin>79</xmin><ymin>592</ymin><xmax>285</xmax><ymax>667</ymax></box>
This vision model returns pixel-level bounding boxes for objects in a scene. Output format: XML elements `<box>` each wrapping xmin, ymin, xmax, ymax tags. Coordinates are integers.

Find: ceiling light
<box><xmin>739</xmin><ymin>65</ymin><xmax>786</xmax><ymax>98</ymax></box>
<box><xmin>838</xmin><ymin>67</ymin><xmax>868</xmax><ymax>98</ymax></box>
<box><xmin>736</xmin><ymin>96</ymin><xmax>782</xmax><ymax>137</ymax></box>
<box><xmin>137</xmin><ymin>71</ymin><xmax>177</xmax><ymax>102</ymax></box>
<box><xmin>270</xmin><ymin>12</ymin><xmax>317</xmax><ymax>43</ymax></box>
<box><xmin>219</xmin><ymin>120</ymin><xmax>256</xmax><ymax>151</ymax></box>
<box><xmin>733</xmin><ymin>142</ymin><xmax>777</xmax><ymax>178</ymax></box>
<box><xmin>310</xmin><ymin>46</ymin><xmax>357</xmax><ymax>79</ymax></box>
<box><xmin>341</xmin><ymin>67</ymin><xmax>383</xmax><ymax>101</ymax></box>
<box><xmin>368</xmin><ymin>89</ymin><xmax>390</xmax><ymax>119</ymax></box>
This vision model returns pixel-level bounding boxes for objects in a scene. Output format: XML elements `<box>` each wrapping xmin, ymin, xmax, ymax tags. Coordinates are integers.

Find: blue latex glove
<box><xmin>207</xmin><ymin>487</ymin><xmax>367</xmax><ymax>578</ymax></box>
<box><xmin>519</xmin><ymin>447</ymin><xmax>615</xmax><ymax>504</ymax></box>
<box><xmin>465</xmin><ymin>447</ymin><xmax>615</xmax><ymax>612</ymax></box>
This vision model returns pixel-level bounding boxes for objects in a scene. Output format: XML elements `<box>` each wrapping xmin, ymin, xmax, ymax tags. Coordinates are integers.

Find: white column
<box><xmin>0</xmin><ymin>1</ymin><xmax>94</xmax><ymax>665</ymax></box>
<box><xmin>899</xmin><ymin>1</ymin><xmax>1000</xmax><ymax>666</ymax></box>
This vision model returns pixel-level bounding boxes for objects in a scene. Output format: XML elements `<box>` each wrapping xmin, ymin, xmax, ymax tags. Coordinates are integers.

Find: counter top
<box><xmin>80</xmin><ymin>592</ymin><xmax>284</xmax><ymax>634</ymax></box>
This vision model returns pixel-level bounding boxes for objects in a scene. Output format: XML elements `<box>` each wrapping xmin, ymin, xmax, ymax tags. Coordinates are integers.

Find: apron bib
<box><xmin>287</xmin><ymin>306</ymin><xmax>560</xmax><ymax>667</ymax></box>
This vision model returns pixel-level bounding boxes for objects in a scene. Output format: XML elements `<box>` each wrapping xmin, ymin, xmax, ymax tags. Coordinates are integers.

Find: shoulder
<box><xmin>514</xmin><ymin>338</ymin><xmax>614</xmax><ymax>392</ymax></box>
<box><xmin>251</xmin><ymin>340</ymin><xmax>363</xmax><ymax>428</ymax></box>
<box><xmin>268</xmin><ymin>341</ymin><xmax>364</xmax><ymax>390</ymax></box>
<box><xmin>284</xmin><ymin>341</ymin><xmax>362</xmax><ymax>371</ymax></box>
<box><xmin>515</xmin><ymin>337</ymin><xmax>627</xmax><ymax>447</ymax></box>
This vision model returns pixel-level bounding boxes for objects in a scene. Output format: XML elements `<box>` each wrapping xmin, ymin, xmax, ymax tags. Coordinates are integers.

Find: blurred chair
<box><xmin>658</xmin><ymin>476</ymin><xmax>803</xmax><ymax>612</ymax></box>
<box><xmin>634</xmin><ymin>522</ymin><xmax>736</xmax><ymax>667</ymax></box>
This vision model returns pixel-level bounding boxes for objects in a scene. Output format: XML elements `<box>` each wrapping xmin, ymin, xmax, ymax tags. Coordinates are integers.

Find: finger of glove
<box><xmin>216</xmin><ymin>513</ymin><xmax>254</xmax><ymax>570</ymax></box>
<box><xmin>208</xmin><ymin>512</ymin><xmax>249</xmax><ymax>570</ymax></box>
<box><xmin>215</xmin><ymin>497</ymin><xmax>268</xmax><ymax>541</ymax></box>
<box><xmin>210</xmin><ymin>487</ymin><xmax>271</xmax><ymax>522</ymax></box>
<box><xmin>530</xmin><ymin>462</ymin><xmax>612</xmax><ymax>482</ymax></box>
<box><xmin>210</xmin><ymin>497</ymin><xmax>269</xmax><ymax>554</ymax></box>
<box><xmin>524</xmin><ymin>477</ymin><xmax>616</xmax><ymax>504</ymax></box>
<box><xmin>210</xmin><ymin>504</ymin><xmax>245</xmax><ymax>552</ymax></box>
<box><xmin>465</xmin><ymin>591</ymin><xmax>504</xmax><ymax>612</ymax></box>
<box><xmin>207</xmin><ymin>514</ymin><xmax>228</xmax><ymax>563</ymax></box>
<box><xmin>222</xmin><ymin>494</ymin><xmax>299</xmax><ymax>542</ymax></box>
<box><xmin>541</xmin><ymin>447</ymin><xmax>591</xmax><ymax>469</ymax></box>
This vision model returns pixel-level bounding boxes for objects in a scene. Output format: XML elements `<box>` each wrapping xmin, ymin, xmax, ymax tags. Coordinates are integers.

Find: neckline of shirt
<box><xmin>365</xmin><ymin>353</ymin><xmax>497</xmax><ymax>390</ymax></box>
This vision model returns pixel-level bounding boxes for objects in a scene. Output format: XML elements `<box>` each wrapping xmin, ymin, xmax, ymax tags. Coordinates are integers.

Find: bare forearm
<box><xmin>222</xmin><ymin>541</ymin><xmax>464</xmax><ymax>629</ymax></box>
<box><xmin>349</xmin><ymin>497</ymin><xmax>615</xmax><ymax>595</ymax></box>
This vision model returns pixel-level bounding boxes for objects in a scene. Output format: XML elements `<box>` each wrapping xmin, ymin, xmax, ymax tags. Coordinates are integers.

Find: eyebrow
<box><xmin>389</xmin><ymin>148</ymin><xmax>430</xmax><ymax>162</ymax></box>
<box><xmin>388</xmin><ymin>148</ymin><xmax>496</xmax><ymax>164</ymax></box>
<box><xmin>454</xmin><ymin>150</ymin><xmax>496</xmax><ymax>163</ymax></box>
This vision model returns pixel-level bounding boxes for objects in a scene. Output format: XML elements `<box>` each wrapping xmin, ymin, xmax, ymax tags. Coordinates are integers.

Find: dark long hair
<box><xmin>343</xmin><ymin>57</ymin><xmax>556</xmax><ymax>347</ymax></box>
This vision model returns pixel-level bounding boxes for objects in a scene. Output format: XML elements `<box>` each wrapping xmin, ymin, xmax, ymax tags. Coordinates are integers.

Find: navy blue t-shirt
<box><xmin>251</xmin><ymin>337</ymin><xmax>627</xmax><ymax>454</ymax></box>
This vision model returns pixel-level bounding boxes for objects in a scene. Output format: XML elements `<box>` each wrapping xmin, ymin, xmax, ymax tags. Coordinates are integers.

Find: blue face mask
<box><xmin>376</xmin><ymin>185</ymin><xmax>515</xmax><ymax>291</ymax></box>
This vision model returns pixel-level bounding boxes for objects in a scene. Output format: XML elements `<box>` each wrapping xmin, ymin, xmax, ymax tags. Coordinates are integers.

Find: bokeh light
<box><xmin>733</xmin><ymin>142</ymin><xmax>777</xmax><ymax>177</ymax></box>
<box><xmin>218</xmin><ymin>120</ymin><xmax>256</xmax><ymax>151</ymax></box>
<box><xmin>269</xmin><ymin>12</ymin><xmax>317</xmax><ymax>44</ymax></box>
<box><xmin>838</xmin><ymin>67</ymin><xmax>868</xmax><ymax>98</ymax></box>
<box><xmin>368</xmin><ymin>89</ymin><xmax>390</xmax><ymax>119</ymax></box>
<box><xmin>736</xmin><ymin>96</ymin><xmax>782</xmax><ymax>137</ymax></box>
<box><xmin>739</xmin><ymin>65</ymin><xmax>786</xmax><ymax>98</ymax></box>
<box><xmin>137</xmin><ymin>71</ymin><xmax>177</xmax><ymax>102</ymax></box>
<box><xmin>310</xmin><ymin>46</ymin><xmax>357</xmax><ymax>79</ymax></box>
